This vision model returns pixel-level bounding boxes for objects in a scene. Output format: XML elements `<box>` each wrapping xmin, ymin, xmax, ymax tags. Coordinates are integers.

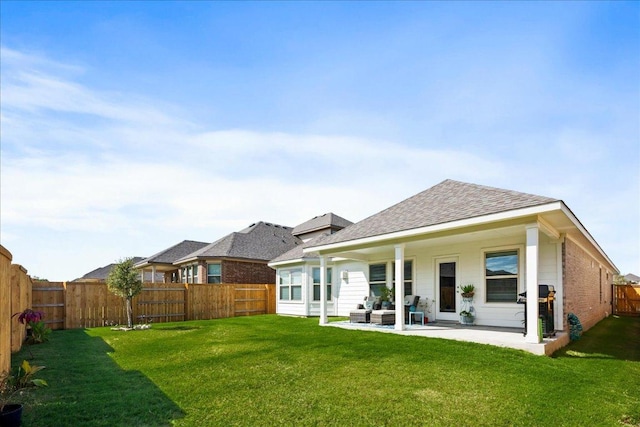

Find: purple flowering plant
<box><xmin>14</xmin><ymin>309</ymin><xmax>44</xmax><ymax>325</ymax></box>
<box><xmin>12</xmin><ymin>309</ymin><xmax>50</xmax><ymax>344</ymax></box>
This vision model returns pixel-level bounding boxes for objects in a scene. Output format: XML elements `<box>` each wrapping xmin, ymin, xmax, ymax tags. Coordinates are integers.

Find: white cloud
<box><xmin>1</xmin><ymin>45</ymin><xmax>637</xmax><ymax>280</ymax></box>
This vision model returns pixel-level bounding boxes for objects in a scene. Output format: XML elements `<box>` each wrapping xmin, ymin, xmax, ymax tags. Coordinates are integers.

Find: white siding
<box><xmin>278</xmin><ymin>226</ymin><xmax>562</xmax><ymax>328</ymax></box>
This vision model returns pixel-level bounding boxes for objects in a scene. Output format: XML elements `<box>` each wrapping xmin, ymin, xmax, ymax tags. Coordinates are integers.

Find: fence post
<box><xmin>0</xmin><ymin>245</ymin><xmax>13</xmax><ymax>374</ymax></box>
<box><xmin>185</xmin><ymin>283</ymin><xmax>190</xmax><ymax>321</ymax></box>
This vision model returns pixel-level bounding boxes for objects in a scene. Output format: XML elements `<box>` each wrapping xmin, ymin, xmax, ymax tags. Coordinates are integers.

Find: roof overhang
<box><xmin>268</xmin><ymin>257</ymin><xmax>309</xmax><ymax>268</ymax></box>
<box><xmin>133</xmin><ymin>261</ymin><xmax>177</xmax><ymax>272</ymax></box>
<box><xmin>305</xmin><ymin>201</ymin><xmax>618</xmax><ymax>273</ymax></box>
<box><xmin>173</xmin><ymin>256</ymin><xmax>270</xmax><ymax>266</ymax></box>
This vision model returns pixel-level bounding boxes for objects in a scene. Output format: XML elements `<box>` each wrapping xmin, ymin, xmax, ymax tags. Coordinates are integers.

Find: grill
<box><xmin>517</xmin><ymin>284</ymin><xmax>556</xmax><ymax>337</ymax></box>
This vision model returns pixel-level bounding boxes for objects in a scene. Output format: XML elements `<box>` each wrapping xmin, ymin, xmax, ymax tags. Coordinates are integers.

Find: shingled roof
<box><xmin>174</xmin><ymin>221</ymin><xmax>300</xmax><ymax>264</ymax></box>
<box><xmin>311</xmin><ymin>180</ymin><xmax>559</xmax><ymax>247</ymax></box>
<box><xmin>77</xmin><ymin>257</ymin><xmax>163</xmax><ymax>281</ymax></box>
<box><xmin>292</xmin><ymin>213</ymin><xmax>353</xmax><ymax>237</ymax></box>
<box><xmin>134</xmin><ymin>240</ymin><xmax>209</xmax><ymax>268</ymax></box>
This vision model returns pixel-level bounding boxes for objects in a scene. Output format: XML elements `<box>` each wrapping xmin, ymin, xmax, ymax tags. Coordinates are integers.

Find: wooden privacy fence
<box><xmin>1</xmin><ymin>245</ymin><xmax>32</xmax><ymax>373</ymax></box>
<box><xmin>614</xmin><ymin>284</ymin><xmax>640</xmax><ymax>316</ymax></box>
<box><xmin>32</xmin><ymin>281</ymin><xmax>276</xmax><ymax>329</ymax></box>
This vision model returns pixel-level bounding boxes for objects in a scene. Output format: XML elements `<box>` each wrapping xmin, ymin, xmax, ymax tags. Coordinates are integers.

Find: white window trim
<box><xmin>482</xmin><ymin>245</ymin><xmax>524</xmax><ymax>304</ymax></box>
<box><xmin>278</xmin><ymin>268</ymin><xmax>303</xmax><ymax>302</ymax></box>
<box><xmin>393</xmin><ymin>257</ymin><xmax>415</xmax><ymax>296</ymax></box>
<box><xmin>312</xmin><ymin>267</ymin><xmax>333</xmax><ymax>302</ymax></box>
<box><xmin>368</xmin><ymin>261</ymin><xmax>389</xmax><ymax>297</ymax></box>
<box><xmin>368</xmin><ymin>258</ymin><xmax>415</xmax><ymax>297</ymax></box>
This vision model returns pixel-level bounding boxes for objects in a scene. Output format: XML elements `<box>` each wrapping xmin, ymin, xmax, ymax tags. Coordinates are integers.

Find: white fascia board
<box><xmin>305</xmin><ymin>202</ymin><xmax>565</xmax><ymax>254</ymax></box>
<box><xmin>268</xmin><ymin>258</ymin><xmax>312</xmax><ymax>268</ymax></box>
<box><xmin>173</xmin><ymin>258</ymin><xmax>196</xmax><ymax>266</ymax></box>
<box><xmin>559</xmin><ymin>204</ymin><xmax>619</xmax><ymax>273</ymax></box>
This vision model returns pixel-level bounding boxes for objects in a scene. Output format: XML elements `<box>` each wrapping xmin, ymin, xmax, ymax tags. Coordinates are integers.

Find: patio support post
<box><xmin>394</xmin><ymin>244</ymin><xmax>405</xmax><ymax>331</ymax></box>
<box><xmin>152</xmin><ymin>266</ymin><xmax>157</xmax><ymax>283</ymax></box>
<box><xmin>319</xmin><ymin>255</ymin><xmax>327</xmax><ymax>325</ymax></box>
<box><xmin>525</xmin><ymin>223</ymin><xmax>541</xmax><ymax>343</ymax></box>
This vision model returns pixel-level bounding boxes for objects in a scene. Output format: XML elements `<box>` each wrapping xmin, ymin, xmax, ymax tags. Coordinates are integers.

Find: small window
<box><xmin>279</xmin><ymin>269</ymin><xmax>302</xmax><ymax>301</ymax></box>
<box><xmin>207</xmin><ymin>263</ymin><xmax>221</xmax><ymax>284</ymax></box>
<box><xmin>182</xmin><ymin>266</ymin><xmax>196</xmax><ymax>284</ymax></box>
<box><xmin>393</xmin><ymin>260</ymin><xmax>413</xmax><ymax>296</ymax></box>
<box><xmin>485</xmin><ymin>250</ymin><xmax>519</xmax><ymax>302</ymax></box>
<box><xmin>369</xmin><ymin>263</ymin><xmax>387</xmax><ymax>297</ymax></box>
<box><xmin>312</xmin><ymin>267</ymin><xmax>332</xmax><ymax>301</ymax></box>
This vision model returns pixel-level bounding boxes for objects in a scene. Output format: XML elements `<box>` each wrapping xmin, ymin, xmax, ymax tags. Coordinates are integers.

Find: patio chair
<box><xmin>404</xmin><ymin>295</ymin><xmax>420</xmax><ymax>323</ymax></box>
<box><xmin>349</xmin><ymin>296</ymin><xmax>378</xmax><ymax>323</ymax></box>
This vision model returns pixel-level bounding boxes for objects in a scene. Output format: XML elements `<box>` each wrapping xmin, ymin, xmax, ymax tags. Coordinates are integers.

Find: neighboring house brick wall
<box><xmin>222</xmin><ymin>260</ymin><xmax>275</xmax><ymax>284</ymax></box>
<box><xmin>562</xmin><ymin>238</ymin><xmax>613</xmax><ymax>331</ymax></box>
<box><xmin>197</xmin><ymin>262</ymin><xmax>207</xmax><ymax>284</ymax></box>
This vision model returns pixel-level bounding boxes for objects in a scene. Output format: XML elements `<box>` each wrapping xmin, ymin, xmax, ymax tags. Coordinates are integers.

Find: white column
<box><xmin>525</xmin><ymin>224</ymin><xmax>541</xmax><ymax>343</ymax></box>
<box><xmin>152</xmin><ymin>266</ymin><xmax>157</xmax><ymax>284</ymax></box>
<box><xmin>319</xmin><ymin>256</ymin><xmax>327</xmax><ymax>325</ymax></box>
<box><xmin>555</xmin><ymin>240</ymin><xmax>564</xmax><ymax>331</ymax></box>
<box><xmin>394</xmin><ymin>244</ymin><xmax>405</xmax><ymax>331</ymax></box>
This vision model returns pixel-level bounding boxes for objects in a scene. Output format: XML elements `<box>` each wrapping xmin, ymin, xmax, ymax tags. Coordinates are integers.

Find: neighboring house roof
<box><xmin>270</xmin><ymin>213</ymin><xmax>353</xmax><ymax>265</ymax></box>
<box><xmin>174</xmin><ymin>222</ymin><xmax>301</xmax><ymax>264</ymax></box>
<box><xmin>269</xmin><ymin>235</ymin><xmax>327</xmax><ymax>265</ymax></box>
<box><xmin>292</xmin><ymin>213</ymin><xmax>353</xmax><ymax>237</ymax></box>
<box><xmin>311</xmin><ymin>179</ymin><xmax>559</xmax><ymax>247</ymax></box>
<box><xmin>76</xmin><ymin>257</ymin><xmax>163</xmax><ymax>281</ymax></box>
<box><xmin>134</xmin><ymin>240</ymin><xmax>209</xmax><ymax>269</ymax></box>
<box><xmin>624</xmin><ymin>273</ymin><xmax>640</xmax><ymax>283</ymax></box>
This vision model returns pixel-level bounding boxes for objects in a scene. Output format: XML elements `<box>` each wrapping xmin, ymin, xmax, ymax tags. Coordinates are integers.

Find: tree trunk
<box><xmin>126</xmin><ymin>297</ymin><xmax>133</xmax><ymax>328</ymax></box>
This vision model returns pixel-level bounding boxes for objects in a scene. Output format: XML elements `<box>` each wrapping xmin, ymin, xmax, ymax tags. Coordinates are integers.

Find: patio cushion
<box><xmin>371</xmin><ymin>310</ymin><xmax>395</xmax><ymax>315</ymax></box>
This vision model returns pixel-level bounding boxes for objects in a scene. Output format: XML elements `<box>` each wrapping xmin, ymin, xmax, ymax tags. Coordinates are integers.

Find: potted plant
<box><xmin>379</xmin><ymin>287</ymin><xmax>392</xmax><ymax>309</ymax></box>
<box><xmin>0</xmin><ymin>360</ymin><xmax>48</xmax><ymax>427</ymax></box>
<box><xmin>460</xmin><ymin>309</ymin><xmax>475</xmax><ymax>325</ymax></box>
<box><xmin>418</xmin><ymin>298</ymin><xmax>434</xmax><ymax>323</ymax></box>
<box><xmin>460</xmin><ymin>284</ymin><xmax>475</xmax><ymax>299</ymax></box>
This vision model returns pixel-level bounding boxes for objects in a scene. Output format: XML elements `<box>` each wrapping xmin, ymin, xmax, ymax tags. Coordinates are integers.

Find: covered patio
<box><xmin>325</xmin><ymin>320</ymin><xmax>570</xmax><ymax>356</ymax></box>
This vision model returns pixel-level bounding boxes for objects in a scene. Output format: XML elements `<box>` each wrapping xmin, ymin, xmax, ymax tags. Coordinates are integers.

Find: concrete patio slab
<box><xmin>325</xmin><ymin>320</ymin><xmax>569</xmax><ymax>356</ymax></box>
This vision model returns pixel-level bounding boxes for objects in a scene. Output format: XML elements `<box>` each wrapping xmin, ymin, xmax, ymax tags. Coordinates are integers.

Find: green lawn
<box><xmin>13</xmin><ymin>315</ymin><xmax>640</xmax><ymax>426</ymax></box>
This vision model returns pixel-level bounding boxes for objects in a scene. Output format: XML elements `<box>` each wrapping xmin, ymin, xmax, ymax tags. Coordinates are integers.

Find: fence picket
<box><xmin>614</xmin><ymin>284</ymin><xmax>640</xmax><ymax>316</ymax></box>
<box><xmin>31</xmin><ymin>281</ymin><xmax>275</xmax><ymax>329</ymax></box>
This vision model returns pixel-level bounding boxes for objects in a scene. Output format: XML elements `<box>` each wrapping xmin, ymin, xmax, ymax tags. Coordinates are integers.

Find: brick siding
<box><xmin>222</xmin><ymin>260</ymin><xmax>275</xmax><ymax>284</ymax></box>
<box><xmin>562</xmin><ymin>237</ymin><xmax>614</xmax><ymax>331</ymax></box>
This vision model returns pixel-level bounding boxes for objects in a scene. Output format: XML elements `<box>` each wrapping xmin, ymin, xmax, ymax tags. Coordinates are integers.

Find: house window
<box><xmin>369</xmin><ymin>263</ymin><xmax>387</xmax><ymax>297</ymax></box>
<box><xmin>207</xmin><ymin>263</ymin><xmax>221</xmax><ymax>284</ymax></box>
<box><xmin>182</xmin><ymin>266</ymin><xmax>191</xmax><ymax>283</ymax></box>
<box><xmin>485</xmin><ymin>250</ymin><xmax>519</xmax><ymax>302</ymax></box>
<box><xmin>392</xmin><ymin>260</ymin><xmax>413</xmax><ymax>296</ymax></box>
<box><xmin>312</xmin><ymin>267</ymin><xmax>332</xmax><ymax>301</ymax></box>
<box><xmin>279</xmin><ymin>269</ymin><xmax>302</xmax><ymax>301</ymax></box>
<box><xmin>181</xmin><ymin>265</ymin><xmax>198</xmax><ymax>284</ymax></box>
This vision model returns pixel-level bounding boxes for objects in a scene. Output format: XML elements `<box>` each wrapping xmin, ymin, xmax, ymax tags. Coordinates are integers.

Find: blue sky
<box><xmin>1</xmin><ymin>1</ymin><xmax>638</xmax><ymax>280</ymax></box>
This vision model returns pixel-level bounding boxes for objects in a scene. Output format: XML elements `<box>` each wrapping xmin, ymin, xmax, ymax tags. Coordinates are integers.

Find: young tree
<box><xmin>106</xmin><ymin>258</ymin><xmax>143</xmax><ymax>328</ymax></box>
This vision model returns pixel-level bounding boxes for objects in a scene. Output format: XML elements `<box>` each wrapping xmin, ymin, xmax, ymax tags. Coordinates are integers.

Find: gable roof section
<box><xmin>292</xmin><ymin>213</ymin><xmax>353</xmax><ymax>236</ymax></box>
<box><xmin>269</xmin><ymin>234</ymin><xmax>329</xmax><ymax>265</ymax></box>
<box><xmin>310</xmin><ymin>180</ymin><xmax>559</xmax><ymax>248</ymax></box>
<box><xmin>175</xmin><ymin>221</ymin><xmax>301</xmax><ymax>264</ymax></box>
<box><xmin>134</xmin><ymin>240</ymin><xmax>209</xmax><ymax>268</ymax></box>
<box><xmin>78</xmin><ymin>257</ymin><xmax>162</xmax><ymax>281</ymax></box>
